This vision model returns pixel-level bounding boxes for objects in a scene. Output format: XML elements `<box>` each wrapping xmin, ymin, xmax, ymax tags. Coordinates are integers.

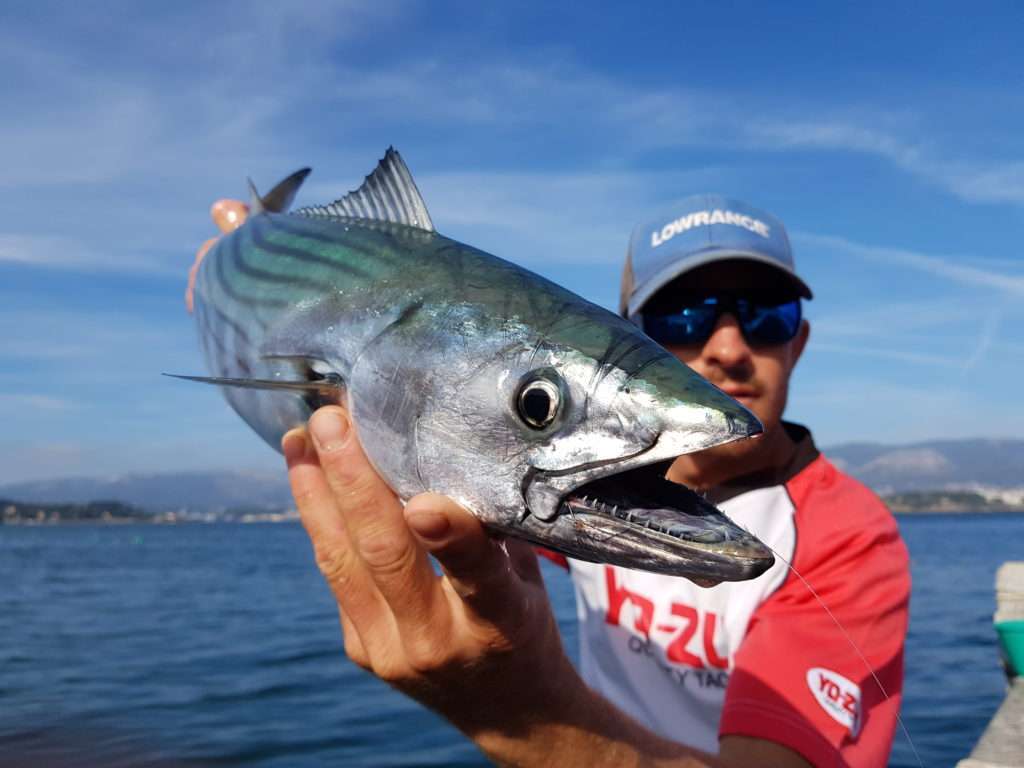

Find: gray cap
<box><xmin>620</xmin><ymin>194</ymin><xmax>812</xmax><ymax>318</ymax></box>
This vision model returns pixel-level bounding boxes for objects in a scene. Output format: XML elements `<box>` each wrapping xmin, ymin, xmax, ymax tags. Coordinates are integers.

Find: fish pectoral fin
<box><xmin>162</xmin><ymin>373</ymin><xmax>343</xmax><ymax>395</ymax></box>
<box><xmin>247</xmin><ymin>168</ymin><xmax>313</xmax><ymax>214</ymax></box>
<box><xmin>294</xmin><ymin>147</ymin><xmax>435</xmax><ymax>232</ymax></box>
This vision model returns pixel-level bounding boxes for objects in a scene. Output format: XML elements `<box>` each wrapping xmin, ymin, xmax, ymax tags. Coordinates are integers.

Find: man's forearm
<box><xmin>462</xmin><ymin>660</ymin><xmax>718</xmax><ymax>768</ymax></box>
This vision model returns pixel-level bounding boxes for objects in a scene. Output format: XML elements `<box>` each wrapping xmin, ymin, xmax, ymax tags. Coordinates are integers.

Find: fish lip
<box><xmin>554</xmin><ymin>466</ymin><xmax>775</xmax><ymax>581</ymax></box>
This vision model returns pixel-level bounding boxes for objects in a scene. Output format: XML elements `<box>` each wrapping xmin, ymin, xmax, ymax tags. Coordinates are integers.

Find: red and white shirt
<box><xmin>545</xmin><ymin>424</ymin><xmax>910</xmax><ymax>767</ymax></box>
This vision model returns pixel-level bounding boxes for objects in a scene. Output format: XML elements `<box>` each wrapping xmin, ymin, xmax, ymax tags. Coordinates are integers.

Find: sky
<box><xmin>2</xmin><ymin>0</ymin><xmax>1023</xmax><ymax>484</ymax></box>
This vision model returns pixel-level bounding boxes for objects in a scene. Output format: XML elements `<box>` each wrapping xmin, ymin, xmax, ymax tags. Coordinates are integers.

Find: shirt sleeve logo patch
<box><xmin>806</xmin><ymin>667</ymin><xmax>862</xmax><ymax>738</ymax></box>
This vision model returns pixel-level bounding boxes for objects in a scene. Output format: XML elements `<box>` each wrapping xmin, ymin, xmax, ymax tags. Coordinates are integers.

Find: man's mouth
<box><xmin>721</xmin><ymin>386</ymin><xmax>757</xmax><ymax>400</ymax></box>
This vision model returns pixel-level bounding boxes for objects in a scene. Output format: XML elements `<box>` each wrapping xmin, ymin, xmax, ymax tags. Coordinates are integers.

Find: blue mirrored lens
<box><xmin>642</xmin><ymin>301</ymin><xmax>718</xmax><ymax>345</ymax></box>
<box><xmin>642</xmin><ymin>298</ymin><xmax>800</xmax><ymax>346</ymax></box>
<box><xmin>738</xmin><ymin>299</ymin><xmax>801</xmax><ymax>345</ymax></box>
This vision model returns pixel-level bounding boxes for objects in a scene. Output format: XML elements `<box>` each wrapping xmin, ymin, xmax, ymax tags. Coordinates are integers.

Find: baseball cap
<box><xmin>619</xmin><ymin>194</ymin><xmax>812</xmax><ymax>318</ymax></box>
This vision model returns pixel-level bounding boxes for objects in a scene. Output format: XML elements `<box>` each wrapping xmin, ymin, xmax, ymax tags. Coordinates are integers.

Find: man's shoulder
<box><xmin>788</xmin><ymin>451</ymin><xmax>893</xmax><ymax>527</ymax></box>
<box><xmin>783</xmin><ymin>451</ymin><xmax>909</xmax><ymax>592</ymax></box>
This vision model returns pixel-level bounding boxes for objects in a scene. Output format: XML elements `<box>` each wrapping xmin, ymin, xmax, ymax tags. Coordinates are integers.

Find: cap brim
<box><xmin>626</xmin><ymin>249</ymin><xmax>813</xmax><ymax>318</ymax></box>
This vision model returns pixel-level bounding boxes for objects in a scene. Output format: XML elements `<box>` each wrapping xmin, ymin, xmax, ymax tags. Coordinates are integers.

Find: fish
<box><xmin>172</xmin><ymin>148</ymin><xmax>775</xmax><ymax>581</ymax></box>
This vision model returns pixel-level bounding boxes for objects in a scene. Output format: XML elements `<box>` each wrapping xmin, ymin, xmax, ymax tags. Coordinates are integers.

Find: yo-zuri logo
<box><xmin>806</xmin><ymin>667</ymin><xmax>862</xmax><ymax>738</ymax></box>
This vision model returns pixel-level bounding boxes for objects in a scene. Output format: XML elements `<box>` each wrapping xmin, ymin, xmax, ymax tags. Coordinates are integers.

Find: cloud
<box><xmin>795</xmin><ymin>232</ymin><xmax>1024</xmax><ymax>295</ymax></box>
<box><xmin>0</xmin><ymin>306</ymin><xmax>195</xmax><ymax>388</ymax></box>
<box><xmin>960</xmin><ymin>308</ymin><xmax>1002</xmax><ymax>377</ymax></box>
<box><xmin>938</xmin><ymin>162</ymin><xmax>1024</xmax><ymax>205</ymax></box>
<box><xmin>0</xmin><ymin>234</ymin><xmax>180</xmax><ymax>274</ymax></box>
<box><xmin>745</xmin><ymin>117</ymin><xmax>1024</xmax><ymax>205</ymax></box>
<box><xmin>797</xmin><ymin>233</ymin><xmax>1024</xmax><ymax>375</ymax></box>
<box><xmin>3</xmin><ymin>3</ymin><xmax>1022</xmax><ymax>216</ymax></box>
<box><xmin>808</xmin><ymin>342</ymin><xmax>962</xmax><ymax>368</ymax></box>
<box><xmin>0</xmin><ymin>0</ymin><xmax>393</xmax><ymax>189</ymax></box>
<box><xmin>0</xmin><ymin>394</ymin><xmax>74</xmax><ymax>411</ymax></box>
<box><xmin>323</xmin><ymin>57</ymin><xmax>1024</xmax><ymax>206</ymax></box>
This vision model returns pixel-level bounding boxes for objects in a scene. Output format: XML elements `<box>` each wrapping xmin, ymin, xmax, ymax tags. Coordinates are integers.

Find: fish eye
<box><xmin>517</xmin><ymin>378</ymin><xmax>561</xmax><ymax>430</ymax></box>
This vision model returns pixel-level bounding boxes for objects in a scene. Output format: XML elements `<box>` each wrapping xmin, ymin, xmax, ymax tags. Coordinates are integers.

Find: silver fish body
<box><xmin>185</xmin><ymin>150</ymin><xmax>775</xmax><ymax>581</ymax></box>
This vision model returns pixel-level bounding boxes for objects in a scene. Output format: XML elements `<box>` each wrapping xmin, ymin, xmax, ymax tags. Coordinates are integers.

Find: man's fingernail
<box><xmin>407</xmin><ymin>510</ymin><xmax>451</xmax><ymax>542</ymax></box>
<box><xmin>281</xmin><ymin>429</ymin><xmax>307</xmax><ymax>463</ymax></box>
<box><xmin>310</xmin><ymin>408</ymin><xmax>350</xmax><ymax>452</ymax></box>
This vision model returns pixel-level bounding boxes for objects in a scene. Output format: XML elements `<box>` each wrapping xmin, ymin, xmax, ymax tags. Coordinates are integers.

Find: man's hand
<box><xmin>283</xmin><ymin>405</ymin><xmax>733</xmax><ymax>767</ymax></box>
<box><xmin>186</xmin><ymin>199</ymin><xmax>249</xmax><ymax>313</ymax></box>
<box><xmin>281</xmin><ymin>405</ymin><xmax>578</xmax><ymax>740</ymax></box>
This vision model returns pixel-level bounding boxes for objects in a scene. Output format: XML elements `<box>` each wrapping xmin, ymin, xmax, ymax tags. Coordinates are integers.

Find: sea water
<box><xmin>0</xmin><ymin>514</ymin><xmax>1019</xmax><ymax>767</ymax></box>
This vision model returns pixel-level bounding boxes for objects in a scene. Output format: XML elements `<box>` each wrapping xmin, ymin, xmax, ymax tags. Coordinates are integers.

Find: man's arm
<box><xmin>283</xmin><ymin>405</ymin><xmax>813</xmax><ymax>767</ymax></box>
<box><xmin>281</xmin><ymin>405</ymin><xmax>720</xmax><ymax>766</ymax></box>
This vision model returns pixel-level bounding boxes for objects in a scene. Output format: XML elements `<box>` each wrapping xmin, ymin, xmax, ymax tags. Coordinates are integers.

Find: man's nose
<box><xmin>702</xmin><ymin>313</ymin><xmax>753</xmax><ymax>371</ymax></box>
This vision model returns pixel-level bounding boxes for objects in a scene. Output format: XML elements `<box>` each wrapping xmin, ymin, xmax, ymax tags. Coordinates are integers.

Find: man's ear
<box><xmin>790</xmin><ymin>319</ymin><xmax>810</xmax><ymax>368</ymax></box>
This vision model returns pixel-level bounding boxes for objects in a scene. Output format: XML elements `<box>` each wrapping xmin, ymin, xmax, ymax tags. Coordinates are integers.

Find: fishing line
<box><xmin>573</xmin><ymin>514</ymin><xmax>923</xmax><ymax>764</ymax></box>
<box><xmin>761</xmin><ymin>541</ymin><xmax>925</xmax><ymax>768</ymax></box>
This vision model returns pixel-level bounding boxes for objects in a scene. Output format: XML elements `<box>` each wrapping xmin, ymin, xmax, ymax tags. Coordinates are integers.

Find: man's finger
<box><xmin>211</xmin><ymin>199</ymin><xmax>249</xmax><ymax>234</ymax></box>
<box><xmin>404</xmin><ymin>493</ymin><xmax>528</xmax><ymax>627</ymax></box>
<box><xmin>307</xmin><ymin>408</ymin><xmax>449</xmax><ymax>639</ymax></box>
<box><xmin>282</xmin><ymin>427</ymin><xmax>387</xmax><ymax>645</ymax></box>
<box><xmin>338</xmin><ymin>605</ymin><xmax>370</xmax><ymax>669</ymax></box>
<box><xmin>186</xmin><ymin>237</ymin><xmax>218</xmax><ymax>313</ymax></box>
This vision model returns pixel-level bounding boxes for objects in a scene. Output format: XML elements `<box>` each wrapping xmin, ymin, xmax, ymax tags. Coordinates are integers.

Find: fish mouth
<box><xmin>550</xmin><ymin>461</ymin><xmax>775</xmax><ymax>581</ymax></box>
<box><xmin>509</xmin><ymin>403</ymin><xmax>773</xmax><ymax>581</ymax></box>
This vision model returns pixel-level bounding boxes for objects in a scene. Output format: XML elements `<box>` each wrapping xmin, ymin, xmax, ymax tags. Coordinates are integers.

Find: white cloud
<box><xmin>0</xmin><ymin>234</ymin><xmax>179</xmax><ymax>273</ymax></box>
<box><xmin>808</xmin><ymin>342</ymin><xmax>962</xmax><ymax>368</ymax></box>
<box><xmin>0</xmin><ymin>0</ymin><xmax>393</xmax><ymax>189</ymax></box>
<box><xmin>795</xmin><ymin>232</ymin><xmax>1024</xmax><ymax>295</ymax></box>
<box><xmin>322</xmin><ymin>57</ymin><xmax>1024</xmax><ymax>206</ymax></box>
<box><xmin>0</xmin><ymin>307</ymin><xmax>195</xmax><ymax>377</ymax></box>
<box><xmin>0</xmin><ymin>394</ymin><xmax>74</xmax><ymax>411</ymax></box>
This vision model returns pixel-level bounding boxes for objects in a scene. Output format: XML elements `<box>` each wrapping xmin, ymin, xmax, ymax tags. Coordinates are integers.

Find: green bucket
<box><xmin>995</xmin><ymin>619</ymin><xmax>1024</xmax><ymax>677</ymax></box>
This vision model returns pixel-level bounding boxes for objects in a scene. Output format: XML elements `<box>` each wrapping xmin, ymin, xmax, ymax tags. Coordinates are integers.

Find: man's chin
<box><xmin>702</xmin><ymin>436</ymin><xmax>765</xmax><ymax>464</ymax></box>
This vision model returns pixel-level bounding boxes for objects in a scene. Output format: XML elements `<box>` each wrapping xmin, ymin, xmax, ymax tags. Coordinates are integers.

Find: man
<box><xmin>273</xmin><ymin>194</ymin><xmax>910</xmax><ymax>766</ymax></box>
<box><xmin>543</xmin><ymin>196</ymin><xmax>911</xmax><ymax>764</ymax></box>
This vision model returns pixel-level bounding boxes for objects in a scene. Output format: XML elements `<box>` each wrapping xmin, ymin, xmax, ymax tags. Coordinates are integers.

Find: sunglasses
<box><xmin>640</xmin><ymin>295</ymin><xmax>802</xmax><ymax>347</ymax></box>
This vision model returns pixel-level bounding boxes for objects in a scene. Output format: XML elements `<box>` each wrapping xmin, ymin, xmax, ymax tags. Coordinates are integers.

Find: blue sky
<box><xmin>2</xmin><ymin>1</ymin><xmax>1023</xmax><ymax>484</ymax></box>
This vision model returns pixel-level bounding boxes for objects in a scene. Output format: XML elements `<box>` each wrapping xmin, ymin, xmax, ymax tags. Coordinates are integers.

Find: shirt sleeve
<box><xmin>719</xmin><ymin>472</ymin><xmax>910</xmax><ymax>768</ymax></box>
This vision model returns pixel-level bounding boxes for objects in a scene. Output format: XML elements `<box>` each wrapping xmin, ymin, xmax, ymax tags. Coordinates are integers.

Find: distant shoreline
<box><xmin>3</xmin><ymin>498</ymin><xmax>1023</xmax><ymax>526</ymax></box>
<box><xmin>883</xmin><ymin>490</ymin><xmax>1024</xmax><ymax>514</ymax></box>
<box><xmin>1</xmin><ymin>500</ymin><xmax>299</xmax><ymax>526</ymax></box>
<box><xmin>1</xmin><ymin>516</ymin><xmax>302</xmax><ymax>526</ymax></box>
<box><xmin>891</xmin><ymin>507</ymin><xmax>1024</xmax><ymax>515</ymax></box>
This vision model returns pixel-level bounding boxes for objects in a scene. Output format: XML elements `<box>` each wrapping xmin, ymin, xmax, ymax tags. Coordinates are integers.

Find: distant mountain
<box><xmin>824</xmin><ymin>438</ymin><xmax>1024</xmax><ymax>493</ymax></box>
<box><xmin>0</xmin><ymin>471</ymin><xmax>292</xmax><ymax>513</ymax></box>
<box><xmin>2</xmin><ymin>438</ymin><xmax>1023</xmax><ymax>511</ymax></box>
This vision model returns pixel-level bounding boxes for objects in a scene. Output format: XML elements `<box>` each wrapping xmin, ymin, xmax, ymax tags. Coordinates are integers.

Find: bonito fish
<box><xmin>175</xmin><ymin>149</ymin><xmax>775</xmax><ymax>581</ymax></box>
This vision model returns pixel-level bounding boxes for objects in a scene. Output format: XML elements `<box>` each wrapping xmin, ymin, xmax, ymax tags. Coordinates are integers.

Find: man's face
<box><xmin>642</xmin><ymin>261</ymin><xmax>809</xmax><ymax>462</ymax></box>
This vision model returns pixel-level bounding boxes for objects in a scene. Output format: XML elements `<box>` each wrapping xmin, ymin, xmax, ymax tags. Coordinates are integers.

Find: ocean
<box><xmin>1</xmin><ymin>513</ymin><xmax>1019</xmax><ymax>767</ymax></box>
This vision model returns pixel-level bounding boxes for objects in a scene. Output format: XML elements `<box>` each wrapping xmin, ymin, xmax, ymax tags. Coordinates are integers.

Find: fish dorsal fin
<box><xmin>295</xmin><ymin>147</ymin><xmax>435</xmax><ymax>232</ymax></box>
<box><xmin>248</xmin><ymin>168</ymin><xmax>312</xmax><ymax>214</ymax></box>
